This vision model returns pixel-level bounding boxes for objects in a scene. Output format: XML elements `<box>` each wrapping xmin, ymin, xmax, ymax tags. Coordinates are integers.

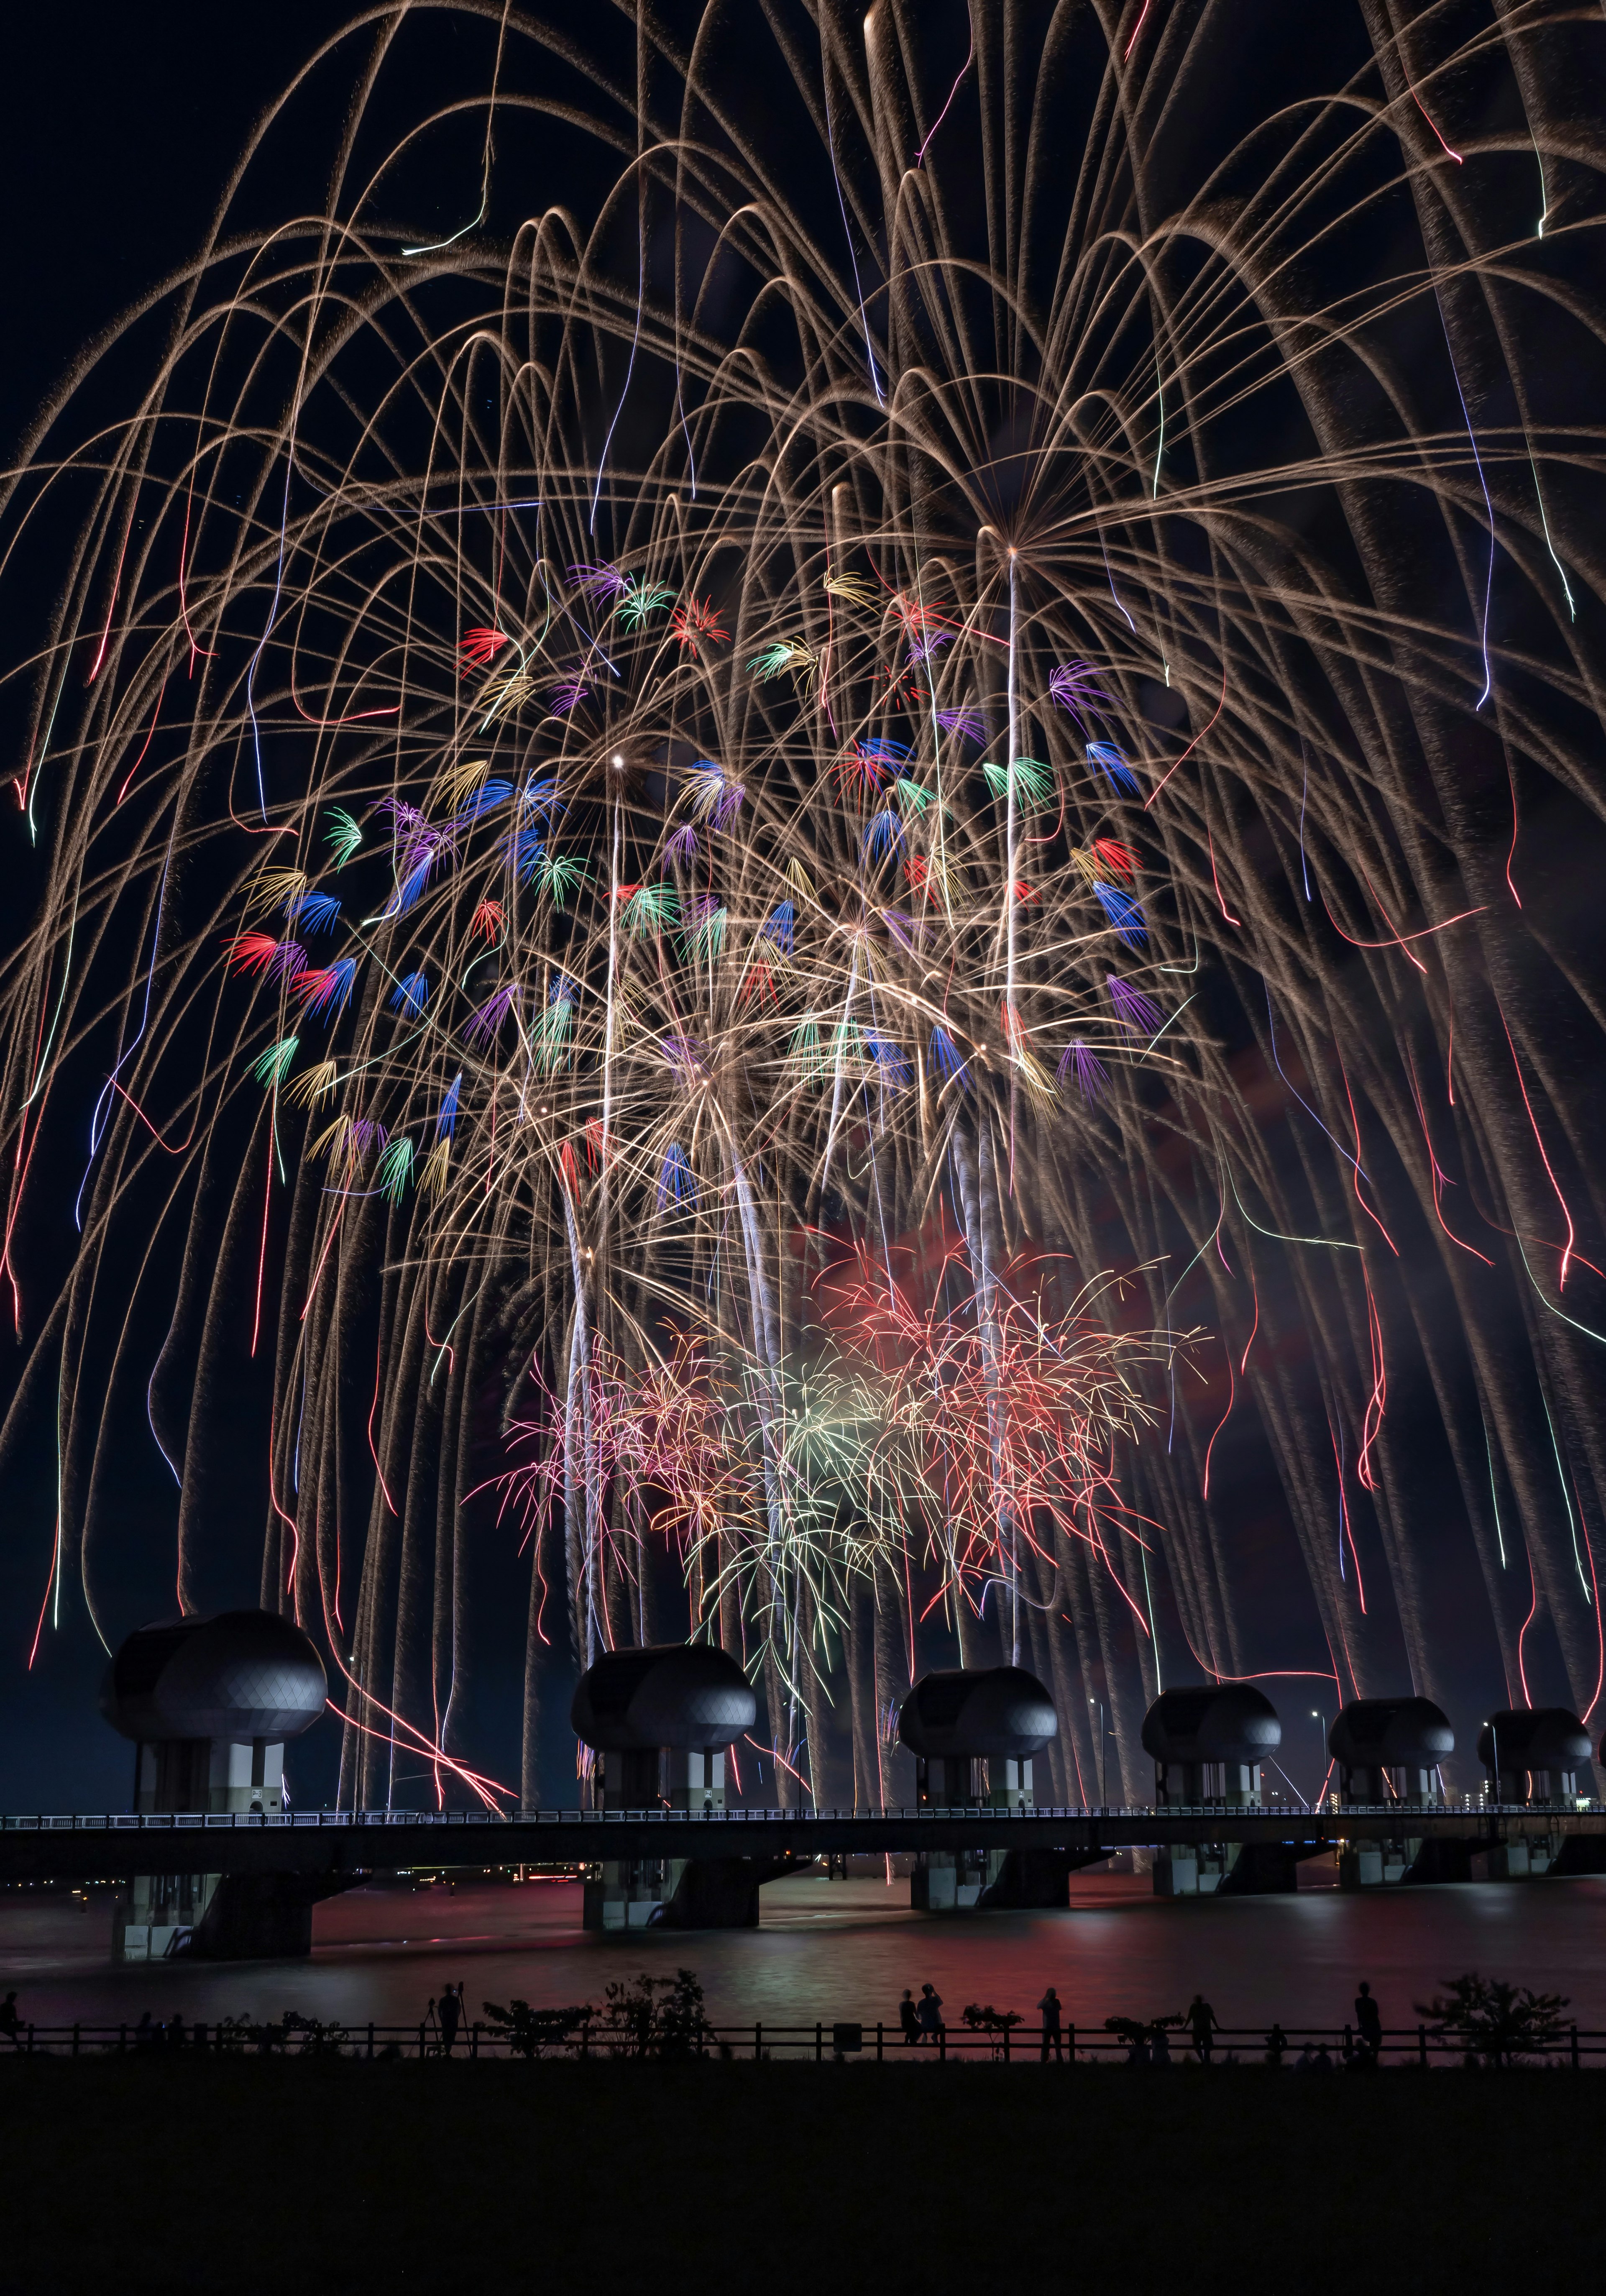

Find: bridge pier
<box><xmin>1338</xmin><ymin>1834</ymin><xmax>1476</xmax><ymax>1887</ymax></box>
<box><xmin>1153</xmin><ymin>1839</ymin><xmax>1306</xmax><ymax>1896</ymax></box>
<box><xmin>978</xmin><ymin>1846</ymin><xmax>1110</xmax><ymax>1908</ymax></box>
<box><xmin>583</xmin><ymin>1852</ymin><xmax>813</xmax><ymax>1930</ymax></box>
<box><xmin>188</xmin><ymin>1872</ymin><xmax>360</xmax><ymax>1958</ymax></box>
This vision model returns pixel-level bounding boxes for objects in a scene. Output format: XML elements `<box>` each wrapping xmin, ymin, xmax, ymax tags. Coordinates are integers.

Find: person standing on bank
<box><xmin>1038</xmin><ymin>1986</ymin><xmax>1064</xmax><ymax>2062</ymax></box>
<box><xmin>1187</xmin><ymin>1993</ymin><xmax>1220</xmax><ymax>2063</ymax></box>
<box><xmin>898</xmin><ymin>1989</ymin><xmax>921</xmax><ymax>2046</ymax></box>
<box><xmin>916</xmin><ymin>1983</ymin><xmax>944</xmax><ymax>2045</ymax></box>
<box><xmin>440</xmin><ymin>1983</ymin><xmax>462</xmax><ymax>2054</ymax></box>
<box><xmin>1354</xmin><ymin>1981</ymin><xmax>1383</xmax><ymax>2059</ymax></box>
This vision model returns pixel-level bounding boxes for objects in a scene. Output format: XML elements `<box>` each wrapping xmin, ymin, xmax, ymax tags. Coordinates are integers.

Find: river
<box><xmin>3</xmin><ymin>1862</ymin><xmax>1604</xmax><ymax>2040</ymax></box>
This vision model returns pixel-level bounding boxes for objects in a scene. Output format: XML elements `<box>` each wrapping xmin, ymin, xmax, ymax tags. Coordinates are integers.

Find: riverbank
<box><xmin>2</xmin><ymin>2058</ymin><xmax>1599</xmax><ymax>2293</ymax></box>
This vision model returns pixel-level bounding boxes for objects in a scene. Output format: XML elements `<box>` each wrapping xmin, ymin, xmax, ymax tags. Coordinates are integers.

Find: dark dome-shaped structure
<box><xmin>571</xmin><ymin>1644</ymin><xmax>756</xmax><ymax>1752</ymax></box>
<box><xmin>1141</xmin><ymin>1685</ymin><xmax>1282</xmax><ymax>1764</ymax></box>
<box><xmin>101</xmin><ymin>1611</ymin><xmax>327</xmax><ymax>1744</ymax></box>
<box><xmin>898</xmin><ymin>1668</ymin><xmax>1058</xmax><ymax>1760</ymax></box>
<box><xmin>1476</xmin><ymin>1708</ymin><xmax>1592</xmax><ymax>1771</ymax></box>
<box><xmin>1330</xmin><ymin>1697</ymin><xmax>1454</xmax><ymax>1769</ymax></box>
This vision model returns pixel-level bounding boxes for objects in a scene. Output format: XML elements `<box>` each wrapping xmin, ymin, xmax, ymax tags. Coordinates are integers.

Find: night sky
<box><xmin>2</xmin><ymin>4</ymin><xmax>1602</xmax><ymax>1811</ymax></box>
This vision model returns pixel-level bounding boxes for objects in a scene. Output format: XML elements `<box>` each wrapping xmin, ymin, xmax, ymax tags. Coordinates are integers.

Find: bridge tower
<box><xmin>1142</xmin><ymin>1685</ymin><xmax>1286</xmax><ymax>1895</ymax></box>
<box><xmin>898</xmin><ymin>1667</ymin><xmax>1064</xmax><ymax>1909</ymax></box>
<box><xmin>1478</xmin><ymin>1707</ymin><xmax>1593</xmax><ymax>1877</ymax></box>
<box><xmin>1330</xmin><ymin>1697</ymin><xmax>1455</xmax><ymax>1886</ymax></box>
<box><xmin>572</xmin><ymin>1643</ymin><xmax>776</xmax><ymax>1929</ymax></box>
<box><xmin>100</xmin><ymin>1610</ymin><xmax>327</xmax><ymax>1960</ymax></box>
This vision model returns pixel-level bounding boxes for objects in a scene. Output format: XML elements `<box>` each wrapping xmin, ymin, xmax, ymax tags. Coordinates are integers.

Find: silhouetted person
<box><xmin>916</xmin><ymin>1984</ymin><xmax>944</xmax><ymax>2044</ymax></box>
<box><xmin>134</xmin><ymin>2011</ymin><xmax>155</xmax><ymax>2051</ymax></box>
<box><xmin>1150</xmin><ymin>2023</ymin><xmax>1172</xmax><ymax>2069</ymax></box>
<box><xmin>1124</xmin><ymin>2032</ymin><xmax>1150</xmax><ymax>2067</ymax></box>
<box><xmin>1293</xmin><ymin>2043</ymin><xmax>1316</xmax><ymax>2071</ymax></box>
<box><xmin>1354</xmin><ymin>1981</ymin><xmax>1383</xmax><ymax>2058</ymax></box>
<box><xmin>1187</xmin><ymin>1993</ymin><xmax>1219</xmax><ymax>2063</ymax></box>
<box><xmin>1038</xmin><ymin>1986</ymin><xmax>1063</xmax><ymax>2062</ymax></box>
<box><xmin>168</xmin><ymin>2012</ymin><xmax>186</xmax><ymax>2050</ymax></box>
<box><xmin>1265</xmin><ymin>2022</ymin><xmax>1288</xmax><ymax>2068</ymax></box>
<box><xmin>440</xmin><ymin>1984</ymin><xmax>461</xmax><ymax>2054</ymax></box>
<box><xmin>0</xmin><ymin>1991</ymin><xmax>20</xmax><ymax>2048</ymax></box>
<box><xmin>898</xmin><ymin>1990</ymin><xmax>921</xmax><ymax>2046</ymax></box>
<box><xmin>1313</xmin><ymin>2043</ymin><xmax>1334</xmax><ymax>2072</ymax></box>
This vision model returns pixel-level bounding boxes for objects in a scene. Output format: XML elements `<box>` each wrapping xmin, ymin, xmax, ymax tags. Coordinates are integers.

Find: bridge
<box><xmin>3</xmin><ymin>1801</ymin><xmax>1603</xmax><ymax>1885</ymax></box>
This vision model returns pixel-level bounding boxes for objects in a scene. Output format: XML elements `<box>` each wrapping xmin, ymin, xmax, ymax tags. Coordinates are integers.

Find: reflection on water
<box><xmin>3</xmin><ymin>1866</ymin><xmax>1604</xmax><ymax>2035</ymax></box>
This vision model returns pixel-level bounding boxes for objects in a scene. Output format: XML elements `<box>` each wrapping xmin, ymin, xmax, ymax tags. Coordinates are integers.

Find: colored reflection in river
<box><xmin>3</xmin><ymin>1865</ymin><xmax>1605</xmax><ymax>2040</ymax></box>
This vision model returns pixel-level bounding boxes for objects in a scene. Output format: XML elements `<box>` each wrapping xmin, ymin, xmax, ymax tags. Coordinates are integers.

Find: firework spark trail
<box><xmin>2</xmin><ymin>4</ymin><xmax>1604</xmax><ymax>1805</ymax></box>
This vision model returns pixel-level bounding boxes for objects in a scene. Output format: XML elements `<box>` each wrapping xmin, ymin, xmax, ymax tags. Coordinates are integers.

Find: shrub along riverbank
<box><xmin>0</xmin><ymin>2056</ymin><xmax>1600</xmax><ymax>2295</ymax></box>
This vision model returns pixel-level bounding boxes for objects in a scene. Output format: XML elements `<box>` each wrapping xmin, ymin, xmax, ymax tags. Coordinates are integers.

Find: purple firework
<box><xmin>663</xmin><ymin>823</ymin><xmax>699</xmax><ymax>864</ymax></box>
<box><xmin>906</xmin><ymin>631</ymin><xmax>954</xmax><ymax>666</ymax></box>
<box><xmin>567</xmin><ymin>561</ymin><xmax>630</xmax><ymax>600</ymax></box>
<box><xmin>549</xmin><ymin>675</ymin><xmax>591</xmax><ymax>715</ymax></box>
<box><xmin>465</xmin><ymin>982</ymin><xmax>521</xmax><ymax>1046</ymax></box>
<box><xmin>1049</xmin><ymin>660</ymin><xmax>1113</xmax><ymax>731</ymax></box>
<box><xmin>934</xmin><ymin>705</ymin><xmax>985</xmax><ymax>742</ymax></box>
<box><xmin>1056</xmin><ymin>1039</ymin><xmax>1111</xmax><ymax>1101</ymax></box>
<box><xmin>1105</xmin><ymin>975</ymin><xmax>1165</xmax><ymax>1036</ymax></box>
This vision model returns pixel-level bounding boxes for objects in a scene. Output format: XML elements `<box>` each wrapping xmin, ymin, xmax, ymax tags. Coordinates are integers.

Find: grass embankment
<box><xmin>1</xmin><ymin>2059</ymin><xmax>1598</xmax><ymax>2293</ymax></box>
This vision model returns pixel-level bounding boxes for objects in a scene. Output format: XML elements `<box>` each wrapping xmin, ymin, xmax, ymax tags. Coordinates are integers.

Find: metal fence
<box><xmin>0</xmin><ymin>2020</ymin><xmax>1600</xmax><ymax>2066</ymax></box>
<box><xmin>2</xmin><ymin>1799</ymin><xmax>1598</xmax><ymax>1830</ymax></box>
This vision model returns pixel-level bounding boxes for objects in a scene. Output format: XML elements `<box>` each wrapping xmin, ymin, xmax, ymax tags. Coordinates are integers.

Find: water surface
<box><xmin>4</xmin><ymin>1864</ymin><xmax>1603</xmax><ymax>2041</ymax></box>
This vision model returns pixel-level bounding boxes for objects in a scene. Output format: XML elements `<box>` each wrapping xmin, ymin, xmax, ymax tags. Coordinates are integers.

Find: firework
<box><xmin>3</xmin><ymin>5</ymin><xmax>1604</xmax><ymax>1809</ymax></box>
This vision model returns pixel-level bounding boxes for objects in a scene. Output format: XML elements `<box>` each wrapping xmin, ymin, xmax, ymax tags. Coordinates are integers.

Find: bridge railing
<box><xmin>2</xmin><ymin>1799</ymin><xmax>1596</xmax><ymax>1830</ymax></box>
<box><xmin>1</xmin><ymin>2020</ymin><xmax>1601</xmax><ymax>2066</ymax></box>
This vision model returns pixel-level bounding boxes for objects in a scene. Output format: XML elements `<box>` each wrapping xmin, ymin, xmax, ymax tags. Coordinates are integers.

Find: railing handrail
<box><xmin>3</xmin><ymin>1798</ymin><xmax>1598</xmax><ymax>1830</ymax></box>
<box><xmin>1</xmin><ymin>2016</ymin><xmax>1599</xmax><ymax>2064</ymax></box>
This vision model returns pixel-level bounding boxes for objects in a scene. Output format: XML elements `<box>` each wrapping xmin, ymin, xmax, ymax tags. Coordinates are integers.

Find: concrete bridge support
<box><xmin>583</xmin><ymin>1852</ymin><xmax>813</xmax><ymax>1930</ymax></box>
<box><xmin>189</xmin><ymin>1872</ymin><xmax>361</xmax><ymax>1958</ymax></box>
<box><xmin>977</xmin><ymin>1846</ymin><xmax>1111</xmax><ymax>1909</ymax></box>
<box><xmin>1154</xmin><ymin>1839</ymin><xmax>1309</xmax><ymax>1895</ymax></box>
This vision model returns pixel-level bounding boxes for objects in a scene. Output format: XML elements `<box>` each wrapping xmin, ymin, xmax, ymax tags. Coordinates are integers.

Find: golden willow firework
<box><xmin>3</xmin><ymin>2</ymin><xmax>1606</xmax><ymax>1805</ymax></box>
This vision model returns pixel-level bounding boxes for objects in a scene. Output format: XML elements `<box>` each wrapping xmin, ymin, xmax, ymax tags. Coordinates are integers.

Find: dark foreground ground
<box><xmin>1</xmin><ymin>2060</ymin><xmax>1598</xmax><ymax>2294</ymax></box>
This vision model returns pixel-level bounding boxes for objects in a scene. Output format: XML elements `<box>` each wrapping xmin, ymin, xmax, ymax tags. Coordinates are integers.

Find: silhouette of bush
<box><xmin>599</xmin><ymin>1969</ymin><xmax>710</xmax><ymax>2058</ymax></box>
<box><xmin>1414</xmin><ymin>1972</ymin><xmax>1570</xmax><ymax>2066</ymax></box>
<box><xmin>481</xmin><ymin>1999</ymin><xmax>596</xmax><ymax>2058</ymax></box>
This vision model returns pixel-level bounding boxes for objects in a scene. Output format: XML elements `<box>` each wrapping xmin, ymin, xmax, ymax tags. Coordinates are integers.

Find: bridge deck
<box><xmin>1</xmin><ymin>1803</ymin><xmax>1601</xmax><ymax>1882</ymax></box>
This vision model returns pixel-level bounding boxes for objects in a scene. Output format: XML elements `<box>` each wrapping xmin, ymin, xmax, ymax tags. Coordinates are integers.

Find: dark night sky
<box><xmin>0</xmin><ymin>3</ymin><xmax>403</xmax><ymax>1805</ymax></box>
<box><xmin>0</xmin><ymin>0</ymin><xmax>625</xmax><ymax>1809</ymax></box>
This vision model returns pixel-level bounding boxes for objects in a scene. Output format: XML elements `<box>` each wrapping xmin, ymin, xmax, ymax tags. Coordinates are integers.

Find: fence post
<box><xmin>471</xmin><ymin>2022</ymin><xmax>479</xmax><ymax>2061</ymax></box>
<box><xmin>876</xmin><ymin>2022</ymin><xmax>884</xmax><ymax>2063</ymax></box>
<box><xmin>1003</xmin><ymin>2023</ymin><xmax>1010</xmax><ymax>2064</ymax></box>
<box><xmin>1068</xmin><ymin>2022</ymin><xmax>1076</xmax><ymax>2064</ymax></box>
<box><xmin>72</xmin><ymin>2023</ymin><xmax>79</xmax><ymax>2059</ymax></box>
<box><xmin>26</xmin><ymin>2026</ymin><xmax>33</xmax><ymax>2057</ymax></box>
<box><xmin>120</xmin><ymin>2023</ymin><xmax>127</xmax><ymax>2055</ymax></box>
<box><xmin>367</xmin><ymin>2022</ymin><xmax>374</xmax><ymax>2060</ymax></box>
<box><xmin>939</xmin><ymin>2023</ymin><xmax>946</xmax><ymax>2065</ymax></box>
<box><xmin>754</xmin><ymin>2022</ymin><xmax>762</xmax><ymax>2061</ymax></box>
<box><xmin>419</xmin><ymin>2023</ymin><xmax>426</xmax><ymax>2060</ymax></box>
<box><xmin>1418</xmin><ymin>2025</ymin><xmax>1428</xmax><ymax>2069</ymax></box>
<box><xmin>1571</xmin><ymin>2023</ymin><xmax>1580</xmax><ymax>2071</ymax></box>
<box><xmin>815</xmin><ymin>2022</ymin><xmax>823</xmax><ymax>2063</ymax></box>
